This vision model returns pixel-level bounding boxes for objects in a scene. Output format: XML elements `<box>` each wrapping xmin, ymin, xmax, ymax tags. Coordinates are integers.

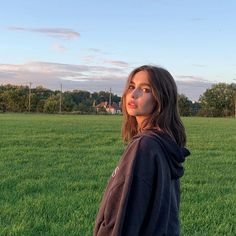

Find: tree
<box><xmin>71</xmin><ymin>90</ymin><xmax>90</xmax><ymax>104</ymax></box>
<box><xmin>0</xmin><ymin>85</ymin><xmax>28</xmax><ymax>112</ymax></box>
<box><xmin>199</xmin><ymin>83</ymin><xmax>235</xmax><ymax>117</ymax></box>
<box><xmin>63</xmin><ymin>92</ymin><xmax>76</xmax><ymax>112</ymax></box>
<box><xmin>177</xmin><ymin>94</ymin><xmax>192</xmax><ymax>116</ymax></box>
<box><xmin>43</xmin><ymin>95</ymin><xmax>60</xmax><ymax>113</ymax></box>
<box><xmin>31</xmin><ymin>86</ymin><xmax>53</xmax><ymax>112</ymax></box>
<box><xmin>0</xmin><ymin>94</ymin><xmax>7</xmax><ymax>112</ymax></box>
<box><xmin>191</xmin><ymin>101</ymin><xmax>201</xmax><ymax>116</ymax></box>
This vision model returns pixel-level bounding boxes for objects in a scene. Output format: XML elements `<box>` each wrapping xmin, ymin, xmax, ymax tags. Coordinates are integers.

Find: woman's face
<box><xmin>125</xmin><ymin>70</ymin><xmax>156</xmax><ymax>126</ymax></box>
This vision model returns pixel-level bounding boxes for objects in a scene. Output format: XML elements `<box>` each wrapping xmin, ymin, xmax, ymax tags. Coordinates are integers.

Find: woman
<box><xmin>94</xmin><ymin>65</ymin><xmax>190</xmax><ymax>236</ymax></box>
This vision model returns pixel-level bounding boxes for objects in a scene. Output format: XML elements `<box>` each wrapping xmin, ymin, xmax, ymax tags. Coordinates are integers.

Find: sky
<box><xmin>1</xmin><ymin>0</ymin><xmax>236</xmax><ymax>101</ymax></box>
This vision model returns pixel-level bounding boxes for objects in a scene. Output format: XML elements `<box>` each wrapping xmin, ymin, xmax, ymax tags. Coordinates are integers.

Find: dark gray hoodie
<box><xmin>94</xmin><ymin>130</ymin><xmax>190</xmax><ymax>236</ymax></box>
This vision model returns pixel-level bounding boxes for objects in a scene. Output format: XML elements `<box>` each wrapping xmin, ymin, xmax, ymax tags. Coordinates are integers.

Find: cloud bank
<box><xmin>175</xmin><ymin>75</ymin><xmax>213</xmax><ymax>100</ymax></box>
<box><xmin>0</xmin><ymin>61</ymin><xmax>213</xmax><ymax>100</ymax></box>
<box><xmin>0</xmin><ymin>61</ymin><xmax>127</xmax><ymax>94</ymax></box>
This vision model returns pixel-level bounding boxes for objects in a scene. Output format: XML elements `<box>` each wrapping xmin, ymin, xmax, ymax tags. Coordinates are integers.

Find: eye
<box><xmin>128</xmin><ymin>84</ymin><xmax>135</xmax><ymax>90</ymax></box>
<box><xmin>142</xmin><ymin>87</ymin><xmax>151</xmax><ymax>93</ymax></box>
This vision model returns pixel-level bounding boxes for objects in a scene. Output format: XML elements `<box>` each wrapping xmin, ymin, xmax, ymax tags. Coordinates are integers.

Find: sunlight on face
<box><xmin>125</xmin><ymin>70</ymin><xmax>155</xmax><ymax>126</ymax></box>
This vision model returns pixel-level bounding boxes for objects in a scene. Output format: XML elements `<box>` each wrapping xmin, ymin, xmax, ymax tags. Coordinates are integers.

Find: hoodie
<box><xmin>94</xmin><ymin>130</ymin><xmax>190</xmax><ymax>236</ymax></box>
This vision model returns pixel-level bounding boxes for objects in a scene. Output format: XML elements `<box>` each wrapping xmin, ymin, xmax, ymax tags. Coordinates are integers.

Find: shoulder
<box><xmin>131</xmin><ymin>131</ymin><xmax>165</xmax><ymax>153</ymax></box>
<box><xmin>127</xmin><ymin>132</ymin><xmax>168</xmax><ymax>184</ymax></box>
<box><xmin>128</xmin><ymin>131</ymin><xmax>174</xmax><ymax>171</ymax></box>
<box><xmin>128</xmin><ymin>132</ymin><xmax>166</xmax><ymax>164</ymax></box>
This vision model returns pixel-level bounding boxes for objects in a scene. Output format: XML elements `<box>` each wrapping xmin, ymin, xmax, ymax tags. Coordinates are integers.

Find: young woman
<box><xmin>94</xmin><ymin>65</ymin><xmax>190</xmax><ymax>236</ymax></box>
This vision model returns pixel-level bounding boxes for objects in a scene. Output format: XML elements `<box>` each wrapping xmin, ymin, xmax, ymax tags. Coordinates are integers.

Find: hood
<box><xmin>134</xmin><ymin>130</ymin><xmax>190</xmax><ymax>179</ymax></box>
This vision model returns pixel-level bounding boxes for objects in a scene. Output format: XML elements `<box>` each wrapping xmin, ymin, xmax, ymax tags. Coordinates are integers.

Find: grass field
<box><xmin>0</xmin><ymin>114</ymin><xmax>235</xmax><ymax>236</ymax></box>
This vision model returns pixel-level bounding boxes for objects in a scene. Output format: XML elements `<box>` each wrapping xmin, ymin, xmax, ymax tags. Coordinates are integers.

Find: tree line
<box><xmin>0</xmin><ymin>84</ymin><xmax>120</xmax><ymax>114</ymax></box>
<box><xmin>0</xmin><ymin>83</ymin><xmax>235</xmax><ymax>117</ymax></box>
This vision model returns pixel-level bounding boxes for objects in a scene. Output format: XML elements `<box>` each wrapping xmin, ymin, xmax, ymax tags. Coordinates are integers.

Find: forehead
<box><xmin>130</xmin><ymin>70</ymin><xmax>150</xmax><ymax>85</ymax></box>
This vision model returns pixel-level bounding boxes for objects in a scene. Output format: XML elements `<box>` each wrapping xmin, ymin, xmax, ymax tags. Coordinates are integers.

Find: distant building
<box><xmin>95</xmin><ymin>101</ymin><xmax>121</xmax><ymax>114</ymax></box>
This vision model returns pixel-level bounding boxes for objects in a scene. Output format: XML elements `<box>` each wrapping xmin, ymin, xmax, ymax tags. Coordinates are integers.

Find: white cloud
<box><xmin>87</xmin><ymin>48</ymin><xmax>101</xmax><ymax>53</ymax></box>
<box><xmin>104</xmin><ymin>60</ymin><xmax>130</xmax><ymax>67</ymax></box>
<box><xmin>82</xmin><ymin>55</ymin><xmax>96</xmax><ymax>64</ymax></box>
<box><xmin>52</xmin><ymin>43</ymin><xmax>67</xmax><ymax>52</ymax></box>
<box><xmin>8</xmin><ymin>26</ymin><xmax>80</xmax><ymax>40</ymax></box>
<box><xmin>175</xmin><ymin>75</ymin><xmax>210</xmax><ymax>84</ymax></box>
<box><xmin>61</xmin><ymin>76</ymin><xmax>89</xmax><ymax>82</ymax></box>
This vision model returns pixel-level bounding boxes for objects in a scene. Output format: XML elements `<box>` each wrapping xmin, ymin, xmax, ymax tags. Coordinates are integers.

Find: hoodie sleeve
<box><xmin>120</xmin><ymin>136</ymin><xmax>177</xmax><ymax>236</ymax></box>
<box><xmin>120</xmin><ymin>176</ymin><xmax>153</xmax><ymax>235</ymax></box>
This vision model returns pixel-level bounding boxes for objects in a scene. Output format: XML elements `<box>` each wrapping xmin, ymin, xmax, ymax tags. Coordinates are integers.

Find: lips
<box><xmin>127</xmin><ymin>101</ymin><xmax>137</xmax><ymax>109</ymax></box>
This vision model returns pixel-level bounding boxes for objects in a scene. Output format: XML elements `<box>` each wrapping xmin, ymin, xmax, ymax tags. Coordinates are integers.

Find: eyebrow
<box><xmin>129</xmin><ymin>81</ymin><xmax>151</xmax><ymax>87</ymax></box>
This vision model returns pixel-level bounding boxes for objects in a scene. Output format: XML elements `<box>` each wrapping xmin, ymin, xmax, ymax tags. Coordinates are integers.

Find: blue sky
<box><xmin>1</xmin><ymin>0</ymin><xmax>236</xmax><ymax>100</ymax></box>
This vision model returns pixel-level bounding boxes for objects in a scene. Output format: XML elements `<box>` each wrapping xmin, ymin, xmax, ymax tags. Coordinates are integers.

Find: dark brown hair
<box><xmin>121</xmin><ymin>65</ymin><xmax>186</xmax><ymax>147</ymax></box>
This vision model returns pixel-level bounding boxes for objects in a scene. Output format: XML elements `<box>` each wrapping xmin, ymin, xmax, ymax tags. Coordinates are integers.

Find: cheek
<box><xmin>145</xmin><ymin>95</ymin><xmax>156</xmax><ymax>111</ymax></box>
<box><xmin>124</xmin><ymin>94</ymin><xmax>128</xmax><ymax>103</ymax></box>
<box><xmin>124</xmin><ymin>94</ymin><xmax>130</xmax><ymax>108</ymax></box>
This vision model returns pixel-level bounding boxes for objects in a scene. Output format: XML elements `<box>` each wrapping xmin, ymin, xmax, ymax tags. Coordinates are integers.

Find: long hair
<box><xmin>121</xmin><ymin>65</ymin><xmax>186</xmax><ymax>147</ymax></box>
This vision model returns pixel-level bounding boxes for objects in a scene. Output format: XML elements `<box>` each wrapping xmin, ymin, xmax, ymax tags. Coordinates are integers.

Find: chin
<box><xmin>127</xmin><ymin>110</ymin><xmax>137</xmax><ymax>117</ymax></box>
<box><xmin>127</xmin><ymin>112</ymin><xmax>136</xmax><ymax>117</ymax></box>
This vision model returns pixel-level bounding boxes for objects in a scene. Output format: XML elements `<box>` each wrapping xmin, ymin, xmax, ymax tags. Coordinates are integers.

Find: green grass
<box><xmin>0</xmin><ymin>114</ymin><xmax>235</xmax><ymax>235</ymax></box>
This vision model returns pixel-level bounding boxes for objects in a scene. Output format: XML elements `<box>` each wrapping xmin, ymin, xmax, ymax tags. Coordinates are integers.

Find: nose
<box><xmin>131</xmin><ymin>88</ymin><xmax>140</xmax><ymax>99</ymax></box>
